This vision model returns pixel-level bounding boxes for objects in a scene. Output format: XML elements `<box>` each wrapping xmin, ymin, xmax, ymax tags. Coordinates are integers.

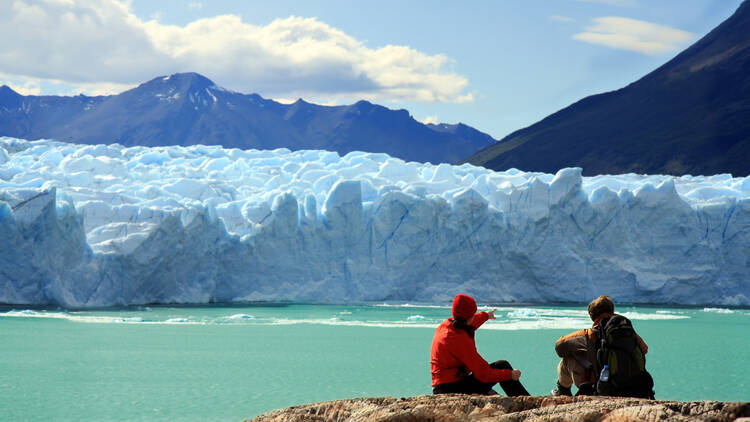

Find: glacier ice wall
<box><xmin>1</xmin><ymin>137</ymin><xmax>748</xmax><ymax>307</ymax></box>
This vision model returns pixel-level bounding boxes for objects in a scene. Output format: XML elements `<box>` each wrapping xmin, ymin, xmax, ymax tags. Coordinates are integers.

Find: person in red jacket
<box><xmin>430</xmin><ymin>294</ymin><xmax>530</xmax><ymax>396</ymax></box>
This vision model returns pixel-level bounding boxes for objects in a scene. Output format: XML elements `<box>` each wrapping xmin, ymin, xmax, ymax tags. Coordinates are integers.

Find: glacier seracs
<box><xmin>0</xmin><ymin>137</ymin><xmax>748</xmax><ymax>307</ymax></box>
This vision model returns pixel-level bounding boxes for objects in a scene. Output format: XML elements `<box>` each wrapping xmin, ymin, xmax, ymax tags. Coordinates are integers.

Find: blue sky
<box><xmin>0</xmin><ymin>0</ymin><xmax>744</xmax><ymax>139</ymax></box>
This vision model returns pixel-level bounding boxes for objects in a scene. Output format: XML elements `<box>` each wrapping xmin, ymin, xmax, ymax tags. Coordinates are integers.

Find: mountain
<box><xmin>0</xmin><ymin>72</ymin><xmax>495</xmax><ymax>164</ymax></box>
<box><xmin>463</xmin><ymin>0</ymin><xmax>750</xmax><ymax>176</ymax></box>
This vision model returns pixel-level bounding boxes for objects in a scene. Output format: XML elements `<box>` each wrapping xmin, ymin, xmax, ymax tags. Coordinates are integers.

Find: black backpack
<box><xmin>594</xmin><ymin>314</ymin><xmax>655</xmax><ymax>399</ymax></box>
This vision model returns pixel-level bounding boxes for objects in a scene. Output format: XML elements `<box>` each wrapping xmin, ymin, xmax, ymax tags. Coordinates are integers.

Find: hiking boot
<box><xmin>551</xmin><ymin>382</ymin><xmax>572</xmax><ymax>396</ymax></box>
<box><xmin>576</xmin><ymin>382</ymin><xmax>596</xmax><ymax>396</ymax></box>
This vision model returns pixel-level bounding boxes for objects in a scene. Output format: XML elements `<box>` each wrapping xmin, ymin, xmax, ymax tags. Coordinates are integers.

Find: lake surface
<box><xmin>1</xmin><ymin>304</ymin><xmax>748</xmax><ymax>421</ymax></box>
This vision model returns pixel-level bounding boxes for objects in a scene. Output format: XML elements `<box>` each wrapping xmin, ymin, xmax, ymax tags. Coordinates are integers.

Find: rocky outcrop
<box><xmin>249</xmin><ymin>395</ymin><xmax>750</xmax><ymax>422</ymax></box>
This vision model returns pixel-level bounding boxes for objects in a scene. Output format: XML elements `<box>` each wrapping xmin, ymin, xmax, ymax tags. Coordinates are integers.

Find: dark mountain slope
<box><xmin>463</xmin><ymin>0</ymin><xmax>750</xmax><ymax>176</ymax></box>
<box><xmin>0</xmin><ymin>73</ymin><xmax>495</xmax><ymax>164</ymax></box>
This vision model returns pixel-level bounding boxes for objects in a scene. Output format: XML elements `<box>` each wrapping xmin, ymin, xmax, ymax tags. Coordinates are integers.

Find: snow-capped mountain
<box><xmin>0</xmin><ymin>72</ymin><xmax>495</xmax><ymax>164</ymax></box>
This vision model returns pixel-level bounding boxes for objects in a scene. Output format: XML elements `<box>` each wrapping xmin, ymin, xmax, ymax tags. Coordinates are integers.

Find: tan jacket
<box><xmin>555</xmin><ymin>313</ymin><xmax>648</xmax><ymax>383</ymax></box>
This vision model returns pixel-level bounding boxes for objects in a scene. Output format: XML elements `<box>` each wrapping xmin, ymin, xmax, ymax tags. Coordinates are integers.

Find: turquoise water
<box><xmin>1</xmin><ymin>304</ymin><xmax>748</xmax><ymax>421</ymax></box>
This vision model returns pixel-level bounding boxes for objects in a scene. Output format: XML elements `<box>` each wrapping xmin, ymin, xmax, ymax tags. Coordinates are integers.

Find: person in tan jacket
<box><xmin>551</xmin><ymin>295</ymin><xmax>648</xmax><ymax>396</ymax></box>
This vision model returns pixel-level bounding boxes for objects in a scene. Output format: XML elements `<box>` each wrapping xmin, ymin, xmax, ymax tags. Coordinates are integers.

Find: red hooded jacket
<box><xmin>430</xmin><ymin>311</ymin><xmax>512</xmax><ymax>386</ymax></box>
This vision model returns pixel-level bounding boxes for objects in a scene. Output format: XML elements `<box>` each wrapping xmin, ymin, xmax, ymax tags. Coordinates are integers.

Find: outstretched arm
<box><xmin>469</xmin><ymin>309</ymin><xmax>496</xmax><ymax>329</ymax></box>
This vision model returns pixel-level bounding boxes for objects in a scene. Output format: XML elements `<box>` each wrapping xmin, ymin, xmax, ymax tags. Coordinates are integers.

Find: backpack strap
<box><xmin>594</xmin><ymin>316</ymin><xmax>611</xmax><ymax>373</ymax></box>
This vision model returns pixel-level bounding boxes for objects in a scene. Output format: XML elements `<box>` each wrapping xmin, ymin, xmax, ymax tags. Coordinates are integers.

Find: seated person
<box><xmin>431</xmin><ymin>294</ymin><xmax>530</xmax><ymax>396</ymax></box>
<box><xmin>552</xmin><ymin>295</ymin><xmax>648</xmax><ymax>396</ymax></box>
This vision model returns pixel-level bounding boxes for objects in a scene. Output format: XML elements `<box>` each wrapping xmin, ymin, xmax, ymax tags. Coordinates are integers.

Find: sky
<box><xmin>0</xmin><ymin>0</ymin><xmax>744</xmax><ymax>140</ymax></box>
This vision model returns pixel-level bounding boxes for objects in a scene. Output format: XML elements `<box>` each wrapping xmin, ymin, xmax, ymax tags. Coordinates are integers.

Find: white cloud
<box><xmin>550</xmin><ymin>15</ymin><xmax>576</xmax><ymax>23</ymax></box>
<box><xmin>0</xmin><ymin>0</ymin><xmax>471</xmax><ymax>103</ymax></box>
<box><xmin>68</xmin><ymin>81</ymin><xmax>136</xmax><ymax>96</ymax></box>
<box><xmin>573</xmin><ymin>17</ymin><xmax>694</xmax><ymax>55</ymax></box>
<box><xmin>0</xmin><ymin>72</ymin><xmax>134</xmax><ymax>96</ymax></box>
<box><xmin>272</xmin><ymin>98</ymin><xmax>298</xmax><ymax>105</ymax></box>
<box><xmin>420</xmin><ymin>115</ymin><xmax>439</xmax><ymax>125</ymax></box>
<box><xmin>5</xmin><ymin>81</ymin><xmax>41</xmax><ymax>96</ymax></box>
<box><xmin>575</xmin><ymin>0</ymin><xmax>638</xmax><ymax>7</ymax></box>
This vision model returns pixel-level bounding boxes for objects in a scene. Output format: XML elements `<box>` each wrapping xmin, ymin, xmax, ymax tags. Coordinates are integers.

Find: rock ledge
<box><xmin>249</xmin><ymin>395</ymin><xmax>750</xmax><ymax>422</ymax></box>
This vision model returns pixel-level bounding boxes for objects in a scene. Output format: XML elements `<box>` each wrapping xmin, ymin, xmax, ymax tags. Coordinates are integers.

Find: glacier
<box><xmin>0</xmin><ymin>137</ymin><xmax>748</xmax><ymax>307</ymax></box>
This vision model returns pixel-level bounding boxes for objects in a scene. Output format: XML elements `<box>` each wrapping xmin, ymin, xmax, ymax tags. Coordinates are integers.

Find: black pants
<box><xmin>432</xmin><ymin>360</ymin><xmax>530</xmax><ymax>396</ymax></box>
